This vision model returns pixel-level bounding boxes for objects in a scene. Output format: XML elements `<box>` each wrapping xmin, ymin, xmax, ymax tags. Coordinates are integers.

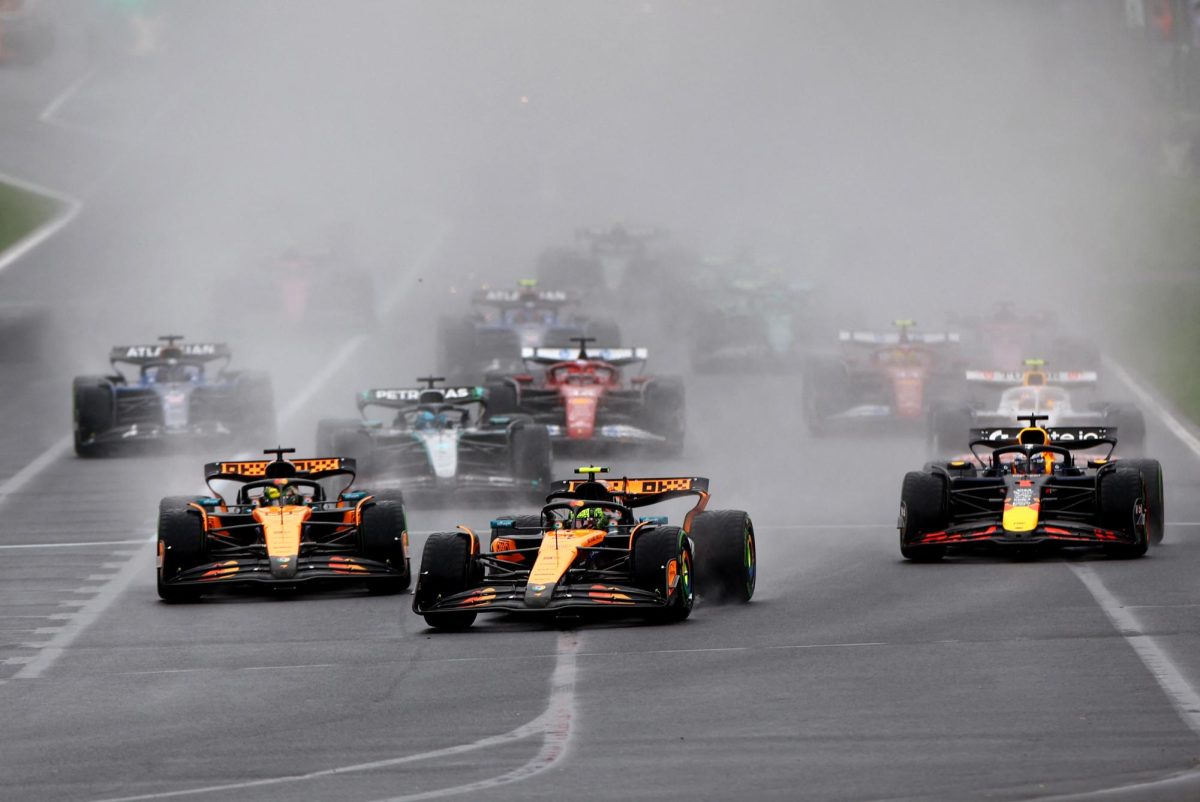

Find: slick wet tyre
<box><xmin>157</xmin><ymin>497</ymin><xmax>207</xmax><ymax>602</ymax></box>
<box><xmin>1120</xmin><ymin>459</ymin><xmax>1164</xmax><ymax>546</ymax></box>
<box><xmin>416</xmin><ymin>532</ymin><xmax>481</xmax><ymax>630</ymax></box>
<box><xmin>73</xmin><ymin>376</ymin><xmax>113</xmax><ymax>457</ymax></box>
<box><xmin>690</xmin><ymin>510</ymin><xmax>756</xmax><ymax>603</ymax></box>
<box><xmin>1100</xmin><ymin>465</ymin><xmax>1149</xmax><ymax>558</ymax></box>
<box><xmin>359</xmin><ymin>491</ymin><xmax>410</xmax><ymax>594</ymax></box>
<box><xmin>899</xmin><ymin>471</ymin><xmax>948</xmax><ymax>562</ymax></box>
<box><xmin>511</xmin><ymin>425</ymin><xmax>552</xmax><ymax>501</ymax></box>
<box><xmin>632</xmin><ymin>526</ymin><xmax>694</xmax><ymax>623</ymax></box>
<box><xmin>315</xmin><ymin>418</ymin><xmax>362</xmax><ymax>456</ymax></box>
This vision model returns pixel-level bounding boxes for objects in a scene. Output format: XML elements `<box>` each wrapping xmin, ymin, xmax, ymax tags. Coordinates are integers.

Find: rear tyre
<box><xmin>585</xmin><ymin>318</ymin><xmax>622</xmax><ymax>347</ymax></box>
<box><xmin>157</xmin><ymin>496</ymin><xmax>207</xmax><ymax>602</ymax></box>
<box><xmin>631</xmin><ymin>526</ymin><xmax>694</xmax><ymax>622</ymax></box>
<box><xmin>73</xmin><ymin>376</ymin><xmax>113</xmax><ymax>458</ymax></box>
<box><xmin>511</xmin><ymin>424</ymin><xmax>552</xmax><ymax>503</ymax></box>
<box><xmin>1121</xmin><ymin>458</ymin><xmax>1165</xmax><ymax>545</ymax></box>
<box><xmin>899</xmin><ymin>471</ymin><xmax>948</xmax><ymax>562</ymax></box>
<box><xmin>359</xmin><ymin>491</ymin><xmax>410</xmax><ymax>594</ymax></box>
<box><xmin>1099</xmin><ymin>465</ymin><xmax>1148</xmax><ymax>559</ymax></box>
<box><xmin>802</xmin><ymin>357</ymin><xmax>847</xmax><ymax>436</ymax></box>
<box><xmin>485</xmin><ymin>382</ymin><xmax>520</xmax><ymax>415</ymax></box>
<box><xmin>690</xmin><ymin>510</ymin><xmax>756</xmax><ymax>603</ymax></box>
<box><xmin>415</xmin><ymin>532</ymin><xmax>481</xmax><ymax>630</ymax></box>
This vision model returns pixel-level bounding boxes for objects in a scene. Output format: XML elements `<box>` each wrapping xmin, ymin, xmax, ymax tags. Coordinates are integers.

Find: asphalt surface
<box><xmin>4</xmin><ymin>7</ymin><xmax>1200</xmax><ymax>802</ymax></box>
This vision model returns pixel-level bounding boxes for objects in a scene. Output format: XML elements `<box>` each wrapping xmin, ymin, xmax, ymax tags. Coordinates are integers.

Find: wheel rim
<box><xmin>678</xmin><ymin>547</ymin><xmax>693</xmax><ymax>609</ymax></box>
<box><xmin>743</xmin><ymin>524</ymin><xmax>756</xmax><ymax>597</ymax></box>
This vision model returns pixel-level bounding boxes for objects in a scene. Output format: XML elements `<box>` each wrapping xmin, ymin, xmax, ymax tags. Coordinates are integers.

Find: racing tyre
<box><xmin>632</xmin><ymin>526</ymin><xmax>694</xmax><ymax>623</ymax></box>
<box><xmin>234</xmin><ymin>371</ymin><xmax>277</xmax><ymax>443</ymax></box>
<box><xmin>73</xmin><ymin>376</ymin><xmax>113</xmax><ymax>458</ymax></box>
<box><xmin>316</xmin><ymin>418</ymin><xmax>362</xmax><ymax>455</ymax></box>
<box><xmin>899</xmin><ymin>471</ymin><xmax>948</xmax><ymax>562</ymax></box>
<box><xmin>359</xmin><ymin>491</ymin><xmax>410</xmax><ymax>594</ymax></box>
<box><xmin>415</xmin><ymin>532</ymin><xmax>481</xmax><ymax>630</ymax></box>
<box><xmin>157</xmin><ymin>496</ymin><xmax>207</xmax><ymax>602</ymax></box>
<box><xmin>1099</xmin><ymin>465</ymin><xmax>1148</xmax><ymax>558</ymax></box>
<box><xmin>690</xmin><ymin>510</ymin><xmax>756</xmax><ymax>603</ymax></box>
<box><xmin>485</xmin><ymin>381</ymin><xmax>519</xmax><ymax>415</ymax></box>
<box><xmin>643</xmin><ymin>377</ymin><xmax>686</xmax><ymax>456</ymax></box>
<box><xmin>511</xmin><ymin>425</ymin><xmax>552</xmax><ymax>502</ymax></box>
<box><xmin>1120</xmin><ymin>459</ymin><xmax>1165</xmax><ymax>545</ymax></box>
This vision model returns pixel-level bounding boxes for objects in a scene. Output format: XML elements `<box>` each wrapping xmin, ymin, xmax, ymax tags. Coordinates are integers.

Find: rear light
<box><xmin>513</xmin><ymin>374</ymin><xmax>534</xmax><ymax>383</ymax></box>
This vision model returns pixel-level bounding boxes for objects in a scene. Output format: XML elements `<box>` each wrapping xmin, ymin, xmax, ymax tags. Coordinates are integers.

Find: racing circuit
<box><xmin>2</xmin><ymin>3</ymin><xmax>1200</xmax><ymax>801</ymax></box>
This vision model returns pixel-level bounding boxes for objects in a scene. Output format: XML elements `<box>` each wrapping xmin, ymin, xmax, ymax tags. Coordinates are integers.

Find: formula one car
<box><xmin>437</xmin><ymin>280</ymin><xmax>620</xmax><ymax>380</ymax></box>
<box><xmin>314</xmin><ymin>377</ymin><xmax>552</xmax><ymax>504</ymax></box>
<box><xmin>899</xmin><ymin>414</ymin><xmax>1164</xmax><ymax>561</ymax></box>
<box><xmin>688</xmin><ymin>269</ymin><xmax>817</xmax><ymax>372</ymax></box>
<box><xmin>950</xmin><ymin>303</ymin><xmax>1099</xmax><ymax>373</ymax></box>
<box><xmin>488</xmin><ymin>339</ymin><xmax>685</xmax><ymax>455</ymax></box>
<box><xmin>927</xmin><ymin>360</ymin><xmax>1144</xmax><ymax>455</ymax></box>
<box><xmin>803</xmin><ymin>320</ymin><xmax>964</xmax><ymax>432</ymax></box>
<box><xmin>412</xmin><ymin>466</ymin><xmax>756</xmax><ymax>629</ymax></box>
<box><xmin>156</xmin><ymin>448</ymin><xmax>410</xmax><ymax>601</ymax></box>
<box><xmin>73</xmin><ymin>336</ymin><xmax>275</xmax><ymax>457</ymax></box>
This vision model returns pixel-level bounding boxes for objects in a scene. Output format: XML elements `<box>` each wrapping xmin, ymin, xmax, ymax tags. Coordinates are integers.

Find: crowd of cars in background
<box><xmin>63</xmin><ymin>223</ymin><xmax>1165</xmax><ymax>627</ymax></box>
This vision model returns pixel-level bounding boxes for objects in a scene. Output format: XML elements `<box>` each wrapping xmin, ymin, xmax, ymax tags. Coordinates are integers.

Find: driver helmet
<box><xmin>574</xmin><ymin>506</ymin><xmax>610</xmax><ymax>530</ymax></box>
<box><xmin>415</xmin><ymin>409</ymin><xmax>437</xmax><ymax>430</ymax></box>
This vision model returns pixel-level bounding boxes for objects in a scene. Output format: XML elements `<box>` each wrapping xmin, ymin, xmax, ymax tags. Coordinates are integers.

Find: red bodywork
<box><xmin>522</xmin><ymin>360</ymin><xmax>630</xmax><ymax>440</ymax></box>
<box><xmin>863</xmin><ymin>345</ymin><xmax>937</xmax><ymax>420</ymax></box>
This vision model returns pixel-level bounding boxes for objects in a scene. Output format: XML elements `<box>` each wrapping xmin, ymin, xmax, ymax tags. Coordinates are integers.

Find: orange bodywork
<box><xmin>253</xmin><ymin>505</ymin><xmax>311</xmax><ymax>561</ymax></box>
<box><xmin>525</xmin><ymin>528</ymin><xmax>607</xmax><ymax>606</ymax></box>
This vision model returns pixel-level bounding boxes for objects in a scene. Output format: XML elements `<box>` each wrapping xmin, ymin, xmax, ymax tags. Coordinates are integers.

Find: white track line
<box><xmin>0</xmin><ymin>435</ymin><xmax>71</xmax><ymax>504</ymax></box>
<box><xmin>1068</xmin><ymin>563</ymin><xmax>1200</xmax><ymax>736</ymax></box>
<box><xmin>1105</xmin><ymin>356</ymin><xmax>1200</xmax><ymax>461</ymax></box>
<box><xmin>96</xmin><ymin>632</ymin><xmax>580</xmax><ymax>802</ymax></box>
<box><xmin>11</xmin><ymin>536</ymin><xmax>153</xmax><ymax>680</ymax></box>
<box><xmin>0</xmin><ymin>539</ymin><xmax>145</xmax><ymax>550</ymax></box>
<box><xmin>39</xmin><ymin>68</ymin><xmax>98</xmax><ymax>126</ymax></box>
<box><xmin>6</xmin><ymin>224</ymin><xmax>450</xmax><ymax>682</ymax></box>
<box><xmin>0</xmin><ymin>170</ymin><xmax>82</xmax><ymax>275</ymax></box>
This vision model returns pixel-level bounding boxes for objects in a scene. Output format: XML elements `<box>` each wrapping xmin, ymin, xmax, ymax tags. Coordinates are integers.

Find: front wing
<box><xmin>415</xmin><ymin>580</ymin><xmax>667</xmax><ymax>615</ymax></box>
<box><xmin>911</xmin><ymin>518</ymin><xmax>1137</xmax><ymax>547</ymax></box>
<box><xmin>164</xmin><ymin>555</ymin><xmax>405</xmax><ymax>589</ymax></box>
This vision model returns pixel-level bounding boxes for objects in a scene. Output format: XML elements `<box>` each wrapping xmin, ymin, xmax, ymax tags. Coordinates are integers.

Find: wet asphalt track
<box><xmin>5</xmin><ymin>11</ymin><xmax>1200</xmax><ymax>802</ymax></box>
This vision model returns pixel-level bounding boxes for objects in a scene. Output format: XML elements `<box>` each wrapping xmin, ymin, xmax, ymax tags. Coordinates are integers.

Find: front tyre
<box><xmin>631</xmin><ymin>526</ymin><xmax>694</xmax><ymax>623</ymax></box>
<box><xmin>157</xmin><ymin>496</ymin><xmax>207</xmax><ymax>602</ymax></box>
<box><xmin>414</xmin><ymin>532</ymin><xmax>481</xmax><ymax>630</ymax></box>
<box><xmin>359</xmin><ymin>491</ymin><xmax>410</xmax><ymax>594</ymax></box>
<box><xmin>899</xmin><ymin>471</ymin><xmax>948</xmax><ymax>562</ymax></box>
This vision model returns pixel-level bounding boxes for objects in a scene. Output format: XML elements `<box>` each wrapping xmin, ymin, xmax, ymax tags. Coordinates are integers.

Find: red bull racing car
<box><xmin>899</xmin><ymin>414</ymin><xmax>1164</xmax><ymax>561</ymax></box>
<box><xmin>412</xmin><ymin>466</ymin><xmax>756</xmax><ymax>629</ymax></box>
<box><xmin>156</xmin><ymin>448</ymin><xmax>410</xmax><ymax>600</ymax></box>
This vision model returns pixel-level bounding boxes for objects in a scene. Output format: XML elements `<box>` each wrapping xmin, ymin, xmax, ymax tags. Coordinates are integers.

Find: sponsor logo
<box><xmin>371</xmin><ymin>387</ymin><xmax>474</xmax><ymax>401</ymax></box>
<box><xmin>122</xmin><ymin>343</ymin><xmax>220</xmax><ymax>358</ymax></box>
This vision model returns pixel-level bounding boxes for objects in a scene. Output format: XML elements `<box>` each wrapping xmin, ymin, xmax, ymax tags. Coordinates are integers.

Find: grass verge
<box><xmin>0</xmin><ymin>179</ymin><xmax>60</xmax><ymax>256</ymax></box>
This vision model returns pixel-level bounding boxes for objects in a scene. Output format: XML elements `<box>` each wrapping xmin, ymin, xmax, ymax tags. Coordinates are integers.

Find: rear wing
<box><xmin>356</xmin><ymin>386</ymin><xmax>485</xmax><ymax>412</ymax></box>
<box><xmin>472</xmin><ymin>288</ymin><xmax>577</xmax><ymax>306</ymax></box>
<box><xmin>964</xmin><ymin>370</ymin><xmax>1098</xmax><ymax>386</ymax></box>
<box><xmin>522</xmin><ymin>346</ymin><xmax>648</xmax><ymax>365</ymax></box>
<box><xmin>204</xmin><ymin>457</ymin><xmax>356</xmax><ymax>483</ymax></box>
<box><xmin>968</xmin><ymin>426</ymin><xmax>1115</xmax><ymax>446</ymax></box>
<box><xmin>549</xmin><ymin>475</ymin><xmax>708</xmax><ymax>507</ymax></box>
<box><xmin>111</xmin><ymin>342</ymin><xmax>231</xmax><ymax>365</ymax></box>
